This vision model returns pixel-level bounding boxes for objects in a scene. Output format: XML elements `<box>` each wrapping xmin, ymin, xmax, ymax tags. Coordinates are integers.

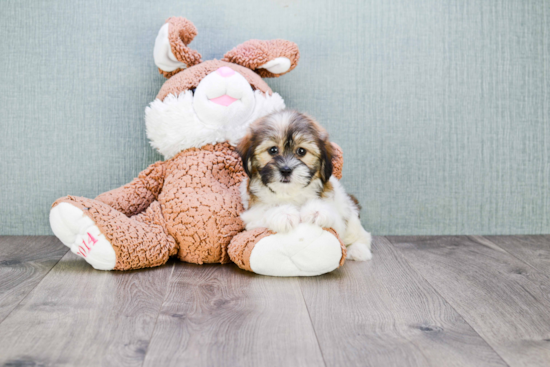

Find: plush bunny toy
<box><xmin>49</xmin><ymin>17</ymin><xmax>347</xmax><ymax>276</ymax></box>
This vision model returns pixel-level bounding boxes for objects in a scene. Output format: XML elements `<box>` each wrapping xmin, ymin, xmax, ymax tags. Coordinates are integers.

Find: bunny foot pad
<box><xmin>229</xmin><ymin>224</ymin><xmax>346</xmax><ymax>277</ymax></box>
<box><xmin>50</xmin><ymin>202</ymin><xmax>116</xmax><ymax>270</ymax></box>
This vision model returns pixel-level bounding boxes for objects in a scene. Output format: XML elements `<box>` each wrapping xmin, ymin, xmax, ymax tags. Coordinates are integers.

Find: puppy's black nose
<box><xmin>280</xmin><ymin>166</ymin><xmax>292</xmax><ymax>176</ymax></box>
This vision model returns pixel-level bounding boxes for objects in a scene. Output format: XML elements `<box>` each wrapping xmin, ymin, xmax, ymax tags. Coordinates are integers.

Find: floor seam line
<box><xmin>473</xmin><ymin>235</ymin><xmax>546</xmax><ymax>275</ymax></box>
<box><xmin>384</xmin><ymin>236</ymin><xmax>512</xmax><ymax>367</ymax></box>
<box><xmin>298</xmin><ymin>280</ymin><xmax>328</xmax><ymax>367</ymax></box>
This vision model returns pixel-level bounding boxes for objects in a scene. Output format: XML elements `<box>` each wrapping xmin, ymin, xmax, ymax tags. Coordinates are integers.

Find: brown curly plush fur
<box><xmin>157</xmin><ymin>60</ymin><xmax>273</xmax><ymax>101</ymax></box>
<box><xmin>158</xmin><ymin>18</ymin><xmax>299</xmax><ymax>80</ymax></box>
<box><xmin>227</xmin><ymin>228</ymin><xmax>275</xmax><ymax>272</ymax></box>
<box><xmin>223</xmin><ymin>39</ymin><xmax>300</xmax><ymax>78</ymax></box>
<box><xmin>52</xmin><ymin>142</ymin><xmax>344</xmax><ymax>271</ymax></box>
<box><xmin>54</xmin><ymin>143</ymin><xmax>245</xmax><ymax>270</ymax></box>
<box><xmin>331</xmin><ymin>143</ymin><xmax>343</xmax><ymax>180</ymax></box>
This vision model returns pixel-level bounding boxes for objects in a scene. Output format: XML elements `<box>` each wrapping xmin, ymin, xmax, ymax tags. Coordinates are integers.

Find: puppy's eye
<box><xmin>268</xmin><ymin>146</ymin><xmax>279</xmax><ymax>155</ymax></box>
<box><xmin>296</xmin><ymin>147</ymin><xmax>307</xmax><ymax>157</ymax></box>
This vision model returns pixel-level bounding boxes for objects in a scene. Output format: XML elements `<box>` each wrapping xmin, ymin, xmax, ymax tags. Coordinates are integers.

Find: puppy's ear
<box><xmin>222</xmin><ymin>39</ymin><xmax>299</xmax><ymax>78</ymax></box>
<box><xmin>319</xmin><ymin>137</ymin><xmax>334</xmax><ymax>183</ymax></box>
<box><xmin>237</xmin><ymin>132</ymin><xmax>254</xmax><ymax>177</ymax></box>
<box><xmin>154</xmin><ymin>17</ymin><xmax>202</xmax><ymax>78</ymax></box>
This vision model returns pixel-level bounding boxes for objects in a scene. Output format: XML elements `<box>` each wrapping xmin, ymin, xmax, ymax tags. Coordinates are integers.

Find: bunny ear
<box><xmin>222</xmin><ymin>39</ymin><xmax>299</xmax><ymax>78</ymax></box>
<box><xmin>154</xmin><ymin>17</ymin><xmax>202</xmax><ymax>78</ymax></box>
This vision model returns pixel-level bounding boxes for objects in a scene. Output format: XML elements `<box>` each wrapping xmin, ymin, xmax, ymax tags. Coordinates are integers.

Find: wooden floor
<box><xmin>0</xmin><ymin>236</ymin><xmax>549</xmax><ymax>366</ymax></box>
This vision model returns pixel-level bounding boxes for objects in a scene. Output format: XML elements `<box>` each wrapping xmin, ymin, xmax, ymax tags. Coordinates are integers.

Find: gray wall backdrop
<box><xmin>1</xmin><ymin>0</ymin><xmax>549</xmax><ymax>235</ymax></box>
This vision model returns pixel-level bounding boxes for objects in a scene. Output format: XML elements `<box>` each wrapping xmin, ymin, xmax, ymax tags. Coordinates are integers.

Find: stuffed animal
<box><xmin>49</xmin><ymin>17</ymin><xmax>347</xmax><ymax>276</ymax></box>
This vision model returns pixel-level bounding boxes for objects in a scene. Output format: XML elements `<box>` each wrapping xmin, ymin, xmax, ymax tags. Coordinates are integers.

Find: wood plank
<box><xmin>477</xmin><ymin>235</ymin><xmax>550</xmax><ymax>275</ymax></box>
<box><xmin>0</xmin><ymin>236</ymin><xmax>67</xmax><ymax>323</ymax></box>
<box><xmin>299</xmin><ymin>236</ymin><xmax>507</xmax><ymax>367</ymax></box>
<box><xmin>143</xmin><ymin>263</ymin><xmax>325</xmax><ymax>367</ymax></box>
<box><xmin>0</xmin><ymin>251</ymin><xmax>175</xmax><ymax>367</ymax></box>
<box><xmin>388</xmin><ymin>236</ymin><xmax>550</xmax><ymax>367</ymax></box>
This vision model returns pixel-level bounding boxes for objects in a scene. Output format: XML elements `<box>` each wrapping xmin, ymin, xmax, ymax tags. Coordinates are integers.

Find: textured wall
<box><xmin>1</xmin><ymin>0</ymin><xmax>549</xmax><ymax>235</ymax></box>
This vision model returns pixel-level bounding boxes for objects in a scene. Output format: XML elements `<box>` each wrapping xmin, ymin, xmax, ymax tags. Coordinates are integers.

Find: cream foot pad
<box><xmin>50</xmin><ymin>202</ymin><xmax>116</xmax><ymax>270</ymax></box>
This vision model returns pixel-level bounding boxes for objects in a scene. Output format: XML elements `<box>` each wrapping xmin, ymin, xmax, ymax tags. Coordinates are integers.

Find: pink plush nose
<box><xmin>216</xmin><ymin>66</ymin><xmax>235</xmax><ymax>77</ymax></box>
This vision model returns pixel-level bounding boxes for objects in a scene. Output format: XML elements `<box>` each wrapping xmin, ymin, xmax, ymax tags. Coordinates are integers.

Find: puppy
<box><xmin>237</xmin><ymin>110</ymin><xmax>372</xmax><ymax>261</ymax></box>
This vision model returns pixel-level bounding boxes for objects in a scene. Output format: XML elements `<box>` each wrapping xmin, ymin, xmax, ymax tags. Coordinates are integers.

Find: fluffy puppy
<box><xmin>237</xmin><ymin>110</ymin><xmax>372</xmax><ymax>261</ymax></box>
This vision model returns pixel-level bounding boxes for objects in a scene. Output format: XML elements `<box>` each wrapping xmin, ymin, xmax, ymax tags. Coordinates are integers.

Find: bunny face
<box><xmin>192</xmin><ymin>65</ymin><xmax>261</xmax><ymax>129</ymax></box>
<box><xmin>145</xmin><ymin>17</ymin><xmax>300</xmax><ymax>159</ymax></box>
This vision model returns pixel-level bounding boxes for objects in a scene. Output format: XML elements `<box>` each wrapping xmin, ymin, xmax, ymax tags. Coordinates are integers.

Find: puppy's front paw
<box><xmin>346</xmin><ymin>242</ymin><xmax>373</xmax><ymax>261</ymax></box>
<box><xmin>267</xmin><ymin>205</ymin><xmax>300</xmax><ymax>233</ymax></box>
<box><xmin>300</xmin><ymin>202</ymin><xmax>335</xmax><ymax>229</ymax></box>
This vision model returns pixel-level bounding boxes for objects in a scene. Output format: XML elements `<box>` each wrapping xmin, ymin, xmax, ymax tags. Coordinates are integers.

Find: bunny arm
<box><xmin>93</xmin><ymin>142</ymin><xmax>340</xmax><ymax>222</ymax></box>
<box><xmin>95</xmin><ymin>161</ymin><xmax>166</xmax><ymax>217</ymax></box>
